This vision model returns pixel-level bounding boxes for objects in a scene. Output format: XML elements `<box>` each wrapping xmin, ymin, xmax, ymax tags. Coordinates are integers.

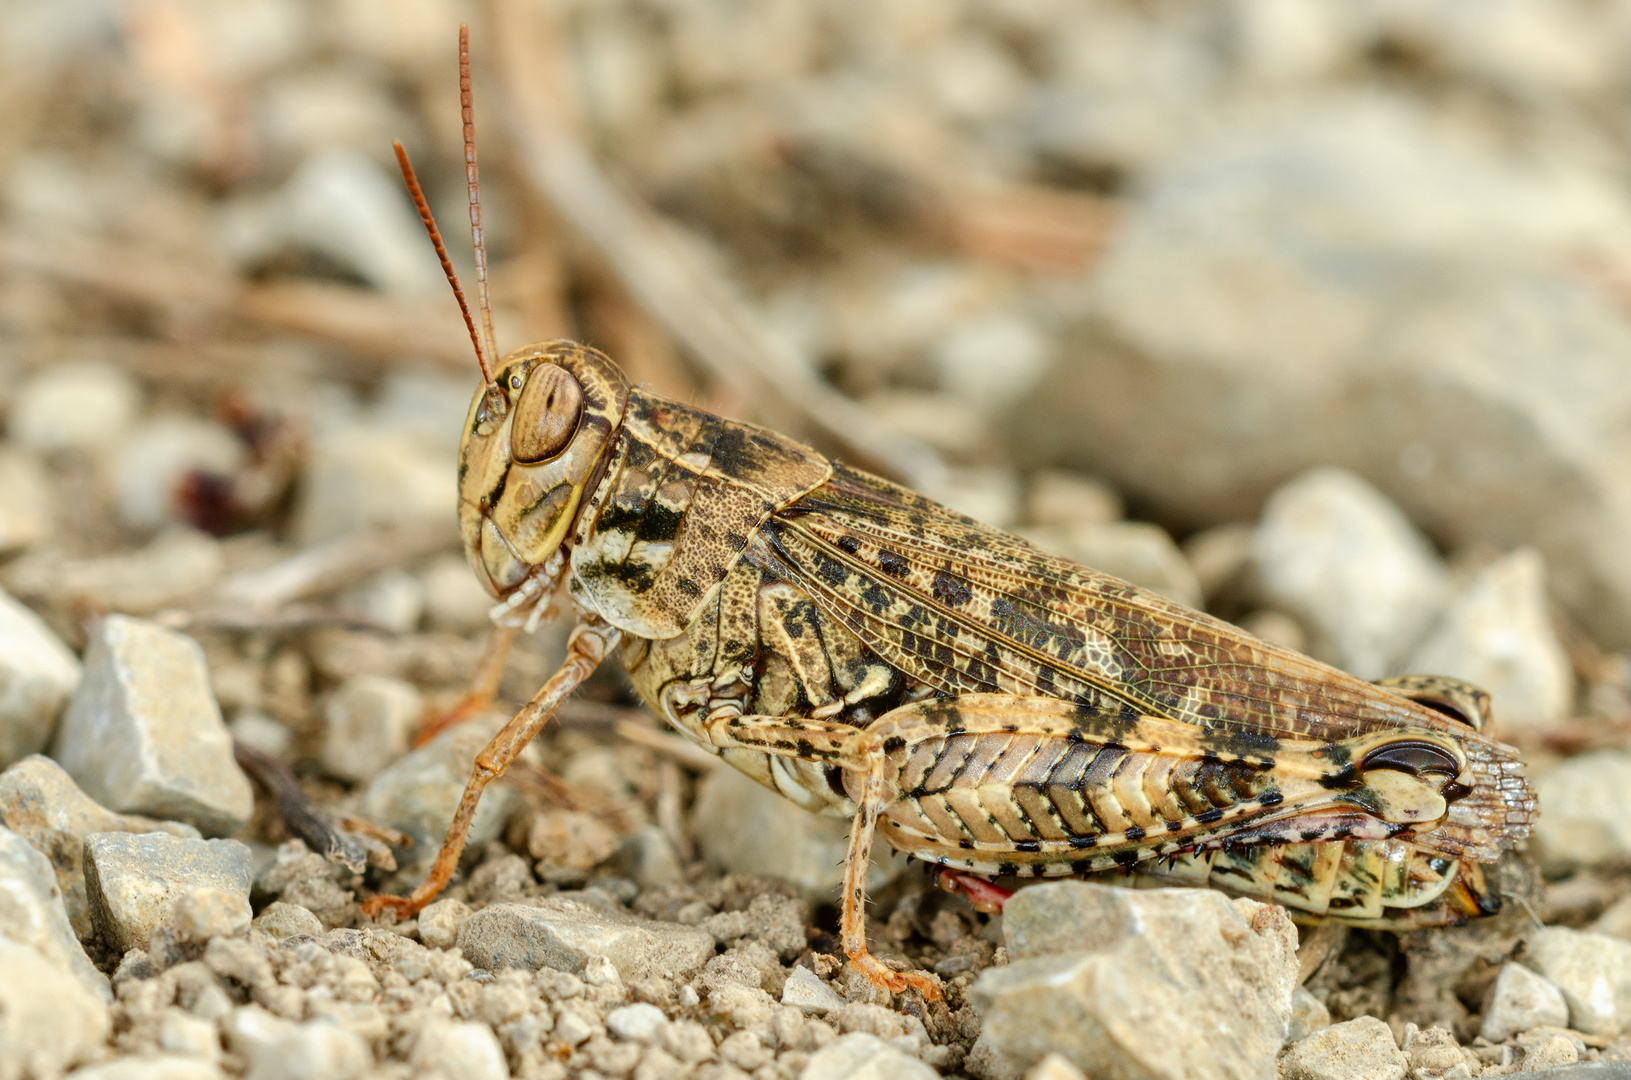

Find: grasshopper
<box><xmin>362</xmin><ymin>30</ymin><xmax>1535</xmax><ymax>999</ymax></box>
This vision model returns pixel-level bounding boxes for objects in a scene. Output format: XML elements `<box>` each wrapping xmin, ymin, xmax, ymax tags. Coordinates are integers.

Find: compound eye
<box><xmin>511</xmin><ymin>364</ymin><xmax>584</xmax><ymax>464</ymax></box>
<box><xmin>1361</xmin><ymin>740</ymin><xmax>1461</xmax><ymax>778</ymax></box>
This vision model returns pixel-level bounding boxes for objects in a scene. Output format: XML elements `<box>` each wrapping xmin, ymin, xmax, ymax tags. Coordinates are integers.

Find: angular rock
<box><xmin>1529</xmin><ymin>751</ymin><xmax>1631</xmax><ymax>873</ymax></box>
<box><xmin>1523</xmin><ymin>927</ymin><xmax>1631</xmax><ymax>1036</ymax></box>
<box><xmin>1482</xmin><ymin>961</ymin><xmax>1570</xmax><ymax>1043</ymax></box>
<box><xmin>416</xmin><ymin>897</ymin><xmax>470</xmax><ymax>951</ymax></box>
<box><xmin>783</xmin><ymin>964</ymin><xmax>846</xmax><ymax>1015</ymax></box>
<box><xmin>456</xmin><ymin>897</ymin><xmax>714</xmax><ymax>981</ymax></box>
<box><xmin>0</xmin><ymin>825</ymin><xmax>109</xmax><ymax>1000</ymax></box>
<box><xmin>972</xmin><ymin>883</ymin><xmax>1298</xmax><ymax>1079</ymax></box>
<box><xmin>243</xmin><ymin>1020</ymin><xmax>370</xmax><ymax>1080</ymax></box>
<box><xmin>51</xmin><ymin>614</ymin><xmax>253</xmax><ymax>837</ymax></box>
<box><xmin>0</xmin><ymin>588</ymin><xmax>79</xmax><ymax>769</ymax></box>
<box><xmin>1280</xmin><ymin>1016</ymin><xmax>1408</xmax><ymax>1080</ymax></box>
<box><xmin>84</xmin><ymin>831</ymin><xmax>252</xmax><ymax>953</ymax></box>
<box><xmin>320</xmin><ymin>674</ymin><xmax>421</xmax><ymax>784</ymax></box>
<box><xmin>1287</xmin><ymin>986</ymin><xmax>1332</xmax><ymax>1045</ymax></box>
<box><xmin>801</xmin><ymin>1032</ymin><xmax>939</xmax><ymax>1080</ymax></box>
<box><xmin>1019</xmin><ymin>97</ymin><xmax>1631</xmax><ymax>652</ymax></box>
<box><xmin>0</xmin><ymin>754</ymin><xmax>200</xmax><ymax>937</ymax></box>
<box><xmin>359</xmin><ymin>712</ymin><xmax>521</xmax><ymax>872</ymax></box>
<box><xmin>691</xmin><ymin>765</ymin><xmax>905</xmax><ymax>902</ymax></box>
<box><xmin>0</xmin><ymin>937</ymin><xmax>110</xmax><ymax>1079</ymax></box>
<box><xmin>1252</xmin><ymin>468</ymin><xmax>1447</xmax><ymax>678</ymax></box>
<box><xmin>1017</xmin><ymin>521</ymin><xmax>1202</xmax><ymax>608</ymax></box>
<box><xmin>408</xmin><ymin>1018</ymin><xmax>508</xmax><ymax>1080</ymax></box>
<box><xmin>1409</xmin><ymin>549</ymin><xmax>1573</xmax><ymax>730</ymax></box>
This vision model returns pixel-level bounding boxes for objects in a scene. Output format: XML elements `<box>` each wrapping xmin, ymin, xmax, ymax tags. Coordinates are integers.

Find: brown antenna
<box><xmin>391</xmin><ymin>140</ymin><xmax>498</xmax><ymax>395</ymax></box>
<box><xmin>460</xmin><ymin>23</ymin><xmax>501</xmax><ymax>374</ymax></box>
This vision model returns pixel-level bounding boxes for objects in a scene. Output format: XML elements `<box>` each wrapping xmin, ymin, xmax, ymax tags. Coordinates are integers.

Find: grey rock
<box><xmin>782</xmin><ymin>964</ymin><xmax>846</xmax><ymax>1015</ymax></box>
<box><xmin>1280</xmin><ymin>1016</ymin><xmax>1408</xmax><ymax>1080</ymax></box>
<box><xmin>0</xmin><ymin>824</ymin><xmax>109</xmax><ymax>1000</ymax></box>
<box><xmin>1523</xmin><ymin>927</ymin><xmax>1631</xmax><ymax>1036</ymax></box>
<box><xmin>112</xmin><ymin>417</ymin><xmax>244</xmax><ymax>531</ymax></box>
<box><xmin>1024</xmin><ymin>469</ymin><xmax>1123</xmax><ymax>528</ymax></box>
<box><xmin>964</xmin><ymin>1031</ymin><xmax>1023</xmax><ymax>1080</ymax></box>
<box><xmin>0</xmin><ymin>754</ymin><xmax>200</xmax><ymax>937</ymax></box>
<box><xmin>1018</xmin><ymin>96</ymin><xmax>1631</xmax><ymax>652</ymax></box>
<box><xmin>0</xmin><ymin>588</ymin><xmax>78</xmax><ymax>769</ymax></box>
<box><xmin>1017</xmin><ymin>520</ymin><xmax>1202</xmax><ymax>608</ymax></box>
<box><xmin>1530</xmin><ymin>752</ymin><xmax>1631</xmax><ymax>873</ymax></box>
<box><xmin>7</xmin><ymin>361</ymin><xmax>140</xmax><ymax>454</ymax></box>
<box><xmin>1022</xmin><ymin>1055</ymin><xmax>1090</xmax><ymax>1080</ymax></box>
<box><xmin>243</xmin><ymin>1021</ymin><xmax>370</xmax><ymax>1080</ymax></box>
<box><xmin>291</xmin><ymin>423</ymin><xmax>453</xmax><ymax>546</ymax></box>
<box><xmin>0</xmin><ymin>450</ymin><xmax>50</xmax><ymax>555</ymax></box>
<box><xmin>1482</xmin><ymin>962</ymin><xmax>1571</xmax><ymax>1043</ymax></box>
<box><xmin>801</xmin><ymin>1032</ymin><xmax>939</xmax><ymax>1080</ymax></box>
<box><xmin>83</xmin><ymin>831</ymin><xmax>252</xmax><ymax>953</ymax></box>
<box><xmin>419</xmin><ymin>553</ymin><xmax>496</xmax><ymax>634</ymax></box>
<box><xmin>3</xmin><ymin>529</ymin><xmax>225</xmax><ymax>617</ymax></box>
<box><xmin>971</xmin><ymin>882</ymin><xmax>1298</xmax><ymax>1080</ymax></box>
<box><xmin>691</xmin><ymin>765</ymin><xmax>905</xmax><ymax>902</ymax></box>
<box><xmin>0</xmin><ymin>938</ymin><xmax>110</xmax><ymax>1079</ymax></box>
<box><xmin>416</xmin><ymin>897</ymin><xmax>470</xmax><ymax>951</ymax></box>
<box><xmin>149</xmin><ymin>887</ymin><xmax>252</xmax><ymax>971</ymax></box>
<box><xmin>408</xmin><ymin>1018</ymin><xmax>507</xmax><ymax>1080</ymax></box>
<box><xmin>605</xmin><ymin>1002</ymin><xmax>667</xmax><ymax>1042</ymax></box>
<box><xmin>1408</xmin><ymin>549</ymin><xmax>1573</xmax><ymax>731</ymax></box>
<box><xmin>456</xmin><ymin>897</ymin><xmax>715</xmax><ymax>981</ymax></box>
<box><xmin>51</xmin><ymin>615</ymin><xmax>253</xmax><ymax>837</ymax></box>
<box><xmin>1252</xmin><ymin>468</ymin><xmax>1447</xmax><ymax>678</ymax></box>
<box><xmin>616</xmin><ymin>825</ymin><xmax>684</xmax><ymax>891</ymax></box>
<box><xmin>251</xmin><ymin>901</ymin><xmax>322</xmax><ymax>942</ymax></box>
<box><xmin>320</xmin><ymin>674</ymin><xmax>421</xmax><ymax>784</ymax></box>
<box><xmin>359</xmin><ymin>712</ymin><xmax>521</xmax><ymax>872</ymax></box>
<box><xmin>64</xmin><ymin>1056</ymin><xmax>225</xmax><ymax>1080</ymax></box>
<box><xmin>1287</xmin><ymin>985</ymin><xmax>1332</xmax><ymax>1044</ymax></box>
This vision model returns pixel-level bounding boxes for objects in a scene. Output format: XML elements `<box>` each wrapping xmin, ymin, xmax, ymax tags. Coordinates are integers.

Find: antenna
<box><xmin>460</xmin><ymin>24</ymin><xmax>501</xmax><ymax>374</ymax></box>
<box><xmin>392</xmin><ymin>140</ymin><xmax>498</xmax><ymax>395</ymax></box>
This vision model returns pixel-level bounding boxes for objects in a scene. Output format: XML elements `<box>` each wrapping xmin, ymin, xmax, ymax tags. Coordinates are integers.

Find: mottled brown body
<box><xmin>368</xmin><ymin>340</ymin><xmax>1535</xmax><ymax>994</ymax></box>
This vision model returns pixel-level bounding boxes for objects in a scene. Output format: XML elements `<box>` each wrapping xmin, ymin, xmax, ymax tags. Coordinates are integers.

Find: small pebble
<box><xmin>607</xmin><ymin>1002</ymin><xmax>668</xmax><ymax>1042</ymax></box>
<box><xmin>1481</xmin><ymin>962</ymin><xmax>1570</xmax><ymax>1043</ymax></box>
<box><xmin>252</xmin><ymin>900</ymin><xmax>323</xmax><ymax>941</ymax></box>
<box><xmin>1280</xmin><ymin>1016</ymin><xmax>1408</xmax><ymax>1080</ymax></box>
<box><xmin>0</xmin><ymin>587</ymin><xmax>79</xmax><ymax>768</ymax></box>
<box><xmin>321</xmin><ymin>674</ymin><xmax>421</xmax><ymax>783</ymax></box>
<box><xmin>83</xmin><ymin>831</ymin><xmax>252</xmax><ymax>953</ymax></box>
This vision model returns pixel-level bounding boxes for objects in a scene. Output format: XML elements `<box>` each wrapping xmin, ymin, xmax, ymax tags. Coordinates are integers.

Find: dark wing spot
<box><xmin>877</xmin><ymin>549</ymin><xmax>910</xmax><ymax>578</ymax></box>
<box><xmin>675</xmin><ymin>577</ymin><xmax>701</xmax><ymax>598</ymax></box>
<box><xmin>931</xmin><ymin>570</ymin><xmax>972</xmax><ymax>608</ymax></box>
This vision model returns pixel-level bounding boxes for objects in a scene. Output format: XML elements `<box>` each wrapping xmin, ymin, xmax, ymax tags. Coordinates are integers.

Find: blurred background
<box><xmin>4</xmin><ymin>0</ymin><xmax>1631</xmax><ymax>1005</ymax></box>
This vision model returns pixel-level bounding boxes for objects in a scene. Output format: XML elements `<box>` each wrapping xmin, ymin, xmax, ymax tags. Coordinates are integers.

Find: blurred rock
<box><xmin>1237</xmin><ymin>609</ymin><xmax>1308</xmax><ymax>653</ymax></box>
<box><xmin>6</xmin><ymin>361</ymin><xmax>140</xmax><ymax>453</ymax></box>
<box><xmin>409</xmin><ymin>1019</ymin><xmax>507</xmax><ymax>1080</ymax></box>
<box><xmin>415</xmin><ymin>897</ymin><xmax>469</xmax><ymax>951</ymax></box>
<box><xmin>1408</xmin><ymin>549</ymin><xmax>1573</xmax><ymax>730</ymax></box>
<box><xmin>229</xmin><ymin>709</ymin><xmax>293</xmax><ymax>760</ymax></box>
<box><xmin>783</xmin><ymin>965</ymin><xmax>846</xmax><ymax>1015</ymax></box>
<box><xmin>359</xmin><ymin>713</ymin><xmax>521</xmax><ymax>872</ymax></box>
<box><xmin>801</xmin><ymin>1032</ymin><xmax>939</xmax><ymax>1080</ymax></box>
<box><xmin>52</xmin><ymin>614</ymin><xmax>253</xmax><ymax>836</ymax></box>
<box><xmin>0</xmin><ymin>448</ymin><xmax>50</xmax><ymax>553</ymax></box>
<box><xmin>1018</xmin><ymin>520</ymin><xmax>1203</xmax><ymax>608</ymax></box>
<box><xmin>252</xmin><ymin>900</ymin><xmax>322</xmax><ymax>942</ymax></box>
<box><xmin>1252</xmin><ymin>469</ymin><xmax>1447</xmax><ymax>678</ymax></box>
<box><xmin>112</xmin><ymin>416</ymin><xmax>245</xmax><ymax>531</ymax></box>
<box><xmin>971</xmin><ymin>882</ymin><xmax>1298</xmax><ymax>1078</ymax></box>
<box><xmin>84</xmin><ymin>831</ymin><xmax>252</xmax><ymax>954</ymax></box>
<box><xmin>615</xmin><ymin>825</ymin><xmax>683</xmax><ymax>891</ymax></box>
<box><xmin>1181</xmin><ymin>522</ymin><xmax>1257</xmax><ymax>608</ymax></box>
<box><xmin>1481</xmin><ymin>961</ymin><xmax>1570</xmax><ymax>1043</ymax></box>
<box><xmin>1021</xmin><ymin>1054</ymin><xmax>1089</xmax><ymax>1080</ymax></box>
<box><xmin>0</xmin><ymin>937</ymin><xmax>110</xmax><ymax>1078</ymax></box>
<box><xmin>244</xmin><ymin>1020</ymin><xmax>370</xmax><ymax>1080</ymax></box>
<box><xmin>69</xmin><ymin>1058</ymin><xmax>225</xmax><ymax>1080</ymax></box>
<box><xmin>1024</xmin><ymin>469</ymin><xmax>1122</xmax><ymax>527</ymax></box>
<box><xmin>1286</xmin><ymin>985</ymin><xmax>1331</xmax><ymax>1044</ymax></box>
<box><xmin>149</xmin><ymin>886</ymin><xmax>253</xmax><ymax>971</ymax></box>
<box><xmin>337</xmin><ymin>568</ymin><xmax>424</xmax><ymax>634</ymax></box>
<box><xmin>456</xmin><ymin>898</ymin><xmax>714</xmax><ymax>981</ymax></box>
<box><xmin>418</xmin><ymin>553</ymin><xmax>494</xmax><ymax>634</ymax></box>
<box><xmin>916</xmin><ymin>464</ymin><xmax>1021</xmax><ymax>528</ymax></box>
<box><xmin>0</xmin><ymin>587</ymin><xmax>78</xmax><ymax>768</ymax></box>
<box><xmin>1279</xmin><ymin>1016</ymin><xmax>1407</xmax><ymax>1080</ymax></box>
<box><xmin>864</xmin><ymin>391</ymin><xmax>998</xmax><ymax>463</ymax></box>
<box><xmin>320</xmin><ymin>674</ymin><xmax>421</xmax><ymax>784</ymax></box>
<box><xmin>1021</xmin><ymin>95</ymin><xmax>1631</xmax><ymax>652</ymax></box>
<box><xmin>692</xmin><ymin>765</ymin><xmax>905</xmax><ymax>903</ymax></box>
<box><xmin>0</xmin><ymin>824</ymin><xmax>109</xmax><ymax>1000</ymax></box>
<box><xmin>1523</xmin><ymin>926</ymin><xmax>1631</xmax><ymax>1036</ymax></box>
<box><xmin>1529</xmin><ymin>751</ymin><xmax>1631</xmax><ymax>873</ymax></box>
<box><xmin>291</xmin><ymin>422</ymin><xmax>452</xmax><ymax>545</ymax></box>
<box><xmin>2</xmin><ymin>529</ymin><xmax>225</xmax><ymax>616</ymax></box>
<box><xmin>930</xmin><ymin>310</ymin><xmax>1055</xmax><ymax>415</ymax></box>
<box><xmin>0</xmin><ymin>754</ymin><xmax>201</xmax><ymax>937</ymax></box>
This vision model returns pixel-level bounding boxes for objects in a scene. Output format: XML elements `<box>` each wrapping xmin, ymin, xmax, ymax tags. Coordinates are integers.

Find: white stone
<box><xmin>918</xmin><ymin>464</ymin><xmax>1021</xmax><ymax>529</ymax></box>
<box><xmin>111</xmin><ymin>416</ymin><xmax>245</xmax><ymax>531</ymax></box>
<box><xmin>930</xmin><ymin>311</ymin><xmax>1054</xmax><ymax>414</ymax></box>
<box><xmin>1287</xmin><ymin>986</ymin><xmax>1332</xmax><ymax>1044</ymax></box>
<box><xmin>321</xmin><ymin>674</ymin><xmax>421</xmax><ymax>784</ymax></box>
<box><xmin>1019</xmin><ymin>521</ymin><xmax>1203</xmax><ymax>608</ymax></box>
<box><xmin>4</xmin><ymin>529</ymin><xmax>224</xmax><ymax>615</ymax></box>
<box><xmin>7</xmin><ymin>361</ymin><xmax>140</xmax><ymax>453</ymax></box>
<box><xmin>972</xmin><ymin>883</ymin><xmax>1298</xmax><ymax>1079</ymax></box>
<box><xmin>0</xmin><ymin>937</ymin><xmax>110</xmax><ymax>1078</ymax></box>
<box><xmin>782</xmin><ymin>964</ymin><xmax>846</xmax><ymax>1015</ymax></box>
<box><xmin>159</xmin><ymin>1008</ymin><xmax>221</xmax><ymax>1060</ymax></box>
<box><xmin>291</xmin><ymin>423</ymin><xmax>452</xmax><ymax>545</ymax></box>
<box><xmin>419</xmin><ymin>553</ymin><xmax>495</xmax><ymax>634</ymax></box>
<box><xmin>692</xmin><ymin>765</ymin><xmax>905</xmax><ymax>903</ymax></box>
<box><xmin>409</xmin><ymin>1019</ymin><xmax>507</xmax><ymax>1080</ymax></box>
<box><xmin>83</xmin><ymin>831</ymin><xmax>252</xmax><ymax>953</ymax></box>
<box><xmin>338</xmin><ymin>569</ymin><xmax>424</xmax><ymax>634</ymax></box>
<box><xmin>1025</xmin><ymin>470</ymin><xmax>1122</xmax><ymax>528</ymax></box>
<box><xmin>244</xmin><ymin>1021</ymin><xmax>370</xmax><ymax>1080</ymax></box>
<box><xmin>223</xmin><ymin>1004</ymin><xmax>298</xmax><ymax>1059</ymax></box>
<box><xmin>1481</xmin><ymin>962</ymin><xmax>1569</xmax><ymax>1043</ymax></box>
<box><xmin>0</xmin><ymin>824</ymin><xmax>109</xmax><ymax>1000</ymax></box>
<box><xmin>1280</xmin><ymin>1016</ymin><xmax>1407</xmax><ymax>1080</ymax></box>
<box><xmin>1529</xmin><ymin>751</ymin><xmax>1631</xmax><ymax>872</ymax></box>
<box><xmin>416</xmin><ymin>898</ymin><xmax>470</xmax><ymax>952</ymax></box>
<box><xmin>66</xmin><ymin>1055</ymin><xmax>225</xmax><ymax>1080</ymax></box>
<box><xmin>1522</xmin><ymin>927</ymin><xmax>1631</xmax><ymax>1036</ymax></box>
<box><xmin>0</xmin><ymin>448</ymin><xmax>51</xmax><ymax>553</ymax></box>
<box><xmin>1022</xmin><ymin>1054</ymin><xmax>1089</xmax><ymax>1080</ymax></box>
<box><xmin>0</xmin><ymin>587</ymin><xmax>78</xmax><ymax>768</ymax></box>
<box><xmin>1253</xmin><ymin>468</ymin><xmax>1447</xmax><ymax>678</ymax></box>
<box><xmin>229</xmin><ymin>709</ymin><xmax>293</xmax><ymax>760</ymax></box>
<box><xmin>52</xmin><ymin>615</ymin><xmax>253</xmax><ymax>836</ymax></box>
<box><xmin>1408</xmin><ymin>549</ymin><xmax>1573</xmax><ymax>730</ymax></box>
<box><xmin>606</xmin><ymin>1003</ymin><xmax>667</xmax><ymax>1042</ymax></box>
<box><xmin>456</xmin><ymin>898</ymin><xmax>715</xmax><ymax>982</ymax></box>
<box><xmin>802</xmin><ymin>1032</ymin><xmax>940</xmax><ymax>1080</ymax></box>
<box><xmin>252</xmin><ymin>901</ymin><xmax>322</xmax><ymax>942</ymax></box>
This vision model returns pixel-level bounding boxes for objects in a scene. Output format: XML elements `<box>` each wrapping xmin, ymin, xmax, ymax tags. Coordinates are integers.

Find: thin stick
<box><xmin>391</xmin><ymin>140</ymin><xmax>496</xmax><ymax>391</ymax></box>
<box><xmin>460</xmin><ymin>24</ymin><xmax>502</xmax><ymax>373</ymax></box>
